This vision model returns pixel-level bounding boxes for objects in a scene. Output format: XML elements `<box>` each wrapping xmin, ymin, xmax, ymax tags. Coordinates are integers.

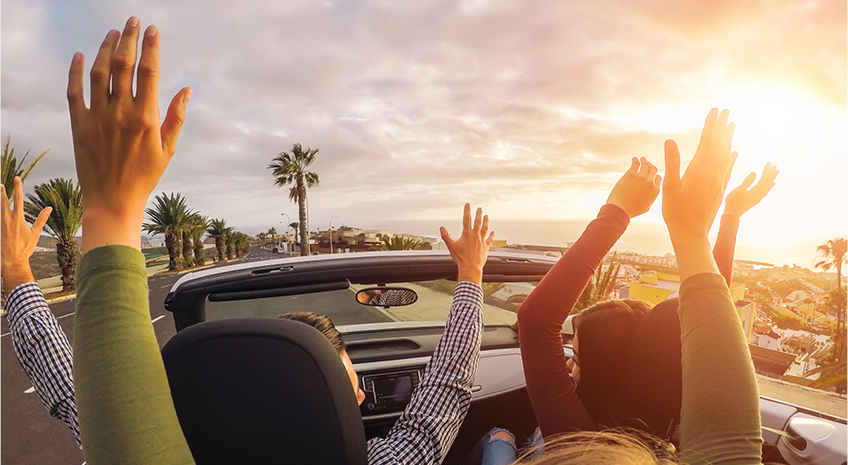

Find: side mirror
<box><xmin>356</xmin><ymin>287</ymin><xmax>418</xmax><ymax>308</ymax></box>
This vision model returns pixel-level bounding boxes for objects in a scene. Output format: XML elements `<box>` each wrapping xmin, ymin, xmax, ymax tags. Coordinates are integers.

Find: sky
<box><xmin>1</xmin><ymin>0</ymin><xmax>846</xmax><ymax>265</ymax></box>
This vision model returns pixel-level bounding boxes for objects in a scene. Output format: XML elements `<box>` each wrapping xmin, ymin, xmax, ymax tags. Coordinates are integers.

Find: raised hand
<box><xmin>67</xmin><ymin>17</ymin><xmax>192</xmax><ymax>252</ymax></box>
<box><xmin>606</xmin><ymin>157</ymin><xmax>661</xmax><ymax>218</ymax></box>
<box><xmin>662</xmin><ymin>108</ymin><xmax>737</xmax><ymax>280</ymax></box>
<box><xmin>1</xmin><ymin>177</ymin><xmax>52</xmax><ymax>292</ymax></box>
<box><xmin>723</xmin><ymin>163</ymin><xmax>778</xmax><ymax>219</ymax></box>
<box><xmin>440</xmin><ymin>204</ymin><xmax>495</xmax><ymax>285</ymax></box>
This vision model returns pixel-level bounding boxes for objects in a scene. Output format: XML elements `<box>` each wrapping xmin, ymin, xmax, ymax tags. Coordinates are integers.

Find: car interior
<box><xmin>164</xmin><ymin>250</ymin><xmax>847</xmax><ymax>465</ymax></box>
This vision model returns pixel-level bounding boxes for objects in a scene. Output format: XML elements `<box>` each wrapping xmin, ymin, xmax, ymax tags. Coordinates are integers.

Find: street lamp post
<box><xmin>329</xmin><ymin>215</ymin><xmax>339</xmax><ymax>254</ymax></box>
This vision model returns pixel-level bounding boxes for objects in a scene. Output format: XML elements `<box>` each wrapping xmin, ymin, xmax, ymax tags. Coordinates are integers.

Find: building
<box><xmin>628</xmin><ymin>271</ymin><xmax>746</xmax><ymax>307</ymax></box>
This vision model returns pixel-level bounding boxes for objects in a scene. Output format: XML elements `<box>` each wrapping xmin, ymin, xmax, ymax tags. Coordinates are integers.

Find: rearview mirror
<box><xmin>356</xmin><ymin>287</ymin><xmax>418</xmax><ymax>308</ymax></box>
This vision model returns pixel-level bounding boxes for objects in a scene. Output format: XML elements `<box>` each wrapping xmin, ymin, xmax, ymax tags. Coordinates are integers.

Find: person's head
<box><xmin>568</xmin><ymin>299</ymin><xmax>649</xmax><ymax>427</ymax></box>
<box><xmin>276</xmin><ymin>311</ymin><xmax>366</xmax><ymax>405</ymax></box>
<box><xmin>514</xmin><ymin>429</ymin><xmax>678</xmax><ymax>465</ymax></box>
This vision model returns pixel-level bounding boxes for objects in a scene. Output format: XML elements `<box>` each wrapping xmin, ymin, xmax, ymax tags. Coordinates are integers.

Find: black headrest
<box><xmin>161</xmin><ymin>318</ymin><xmax>367</xmax><ymax>465</ymax></box>
<box><xmin>618</xmin><ymin>298</ymin><xmax>683</xmax><ymax>440</ymax></box>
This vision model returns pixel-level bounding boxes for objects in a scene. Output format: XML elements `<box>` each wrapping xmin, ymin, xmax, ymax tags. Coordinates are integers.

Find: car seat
<box><xmin>161</xmin><ymin>318</ymin><xmax>367</xmax><ymax>465</ymax></box>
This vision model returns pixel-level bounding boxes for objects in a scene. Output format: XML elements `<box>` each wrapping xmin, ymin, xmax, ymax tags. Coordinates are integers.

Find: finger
<box><xmin>736</xmin><ymin>172</ymin><xmax>757</xmax><ymax>192</ymax></box>
<box><xmin>136</xmin><ymin>25</ymin><xmax>160</xmax><ymax>106</ymax></box>
<box><xmin>67</xmin><ymin>52</ymin><xmax>87</xmax><ymax>118</ymax></box>
<box><xmin>480</xmin><ymin>214</ymin><xmax>489</xmax><ymax>239</ymax></box>
<box><xmin>486</xmin><ymin>231</ymin><xmax>495</xmax><ymax>246</ymax></box>
<box><xmin>642</xmin><ymin>158</ymin><xmax>658</xmax><ymax>179</ymax></box>
<box><xmin>111</xmin><ymin>17</ymin><xmax>141</xmax><ymax>100</ymax></box>
<box><xmin>439</xmin><ymin>226</ymin><xmax>456</xmax><ymax>248</ymax></box>
<box><xmin>462</xmin><ymin>203</ymin><xmax>472</xmax><ymax>233</ymax></box>
<box><xmin>724</xmin><ymin>122</ymin><xmax>736</xmax><ymax>160</ymax></box>
<box><xmin>715</xmin><ymin>109</ymin><xmax>730</xmax><ymax>149</ymax></box>
<box><xmin>662</xmin><ymin>140</ymin><xmax>681</xmax><ymax>190</ymax></box>
<box><xmin>161</xmin><ymin>87</ymin><xmax>192</xmax><ymax>156</ymax></box>
<box><xmin>653</xmin><ymin>174</ymin><xmax>662</xmax><ymax>188</ymax></box>
<box><xmin>473</xmin><ymin>207</ymin><xmax>483</xmax><ymax>232</ymax></box>
<box><xmin>90</xmin><ymin>29</ymin><xmax>120</xmax><ymax>110</ymax></box>
<box><xmin>13</xmin><ymin>177</ymin><xmax>24</xmax><ymax>217</ymax></box>
<box><xmin>32</xmin><ymin>207</ymin><xmax>53</xmax><ymax>236</ymax></box>
<box><xmin>626</xmin><ymin>157</ymin><xmax>639</xmax><ymax>175</ymax></box>
<box><xmin>0</xmin><ymin>184</ymin><xmax>8</xmax><ymax>213</ymax></box>
<box><xmin>696</xmin><ymin>108</ymin><xmax>719</xmax><ymax>154</ymax></box>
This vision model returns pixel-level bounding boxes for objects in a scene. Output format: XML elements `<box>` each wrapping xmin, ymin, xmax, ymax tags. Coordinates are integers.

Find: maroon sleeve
<box><xmin>518</xmin><ymin>204</ymin><xmax>630</xmax><ymax>438</ymax></box>
<box><xmin>713</xmin><ymin>214</ymin><xmax>740</xmax><ymax>287</ymax></box>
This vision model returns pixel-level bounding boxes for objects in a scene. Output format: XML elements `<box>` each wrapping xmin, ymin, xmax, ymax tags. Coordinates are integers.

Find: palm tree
<box><xmin>191</xmin><ymin>214</ymin><xmax>209</xmax><ymax>267</ymax></box>
<box><xmin>181</xmin><ymin>229</ymin><xmax>195</xmax><ymax>268</ymax></box>
<box><xmin>573</xmin><ymin>252</ymin><xmax>621</xmax><ymax>312</ymax></box>
<box><xmin>23</xmin><ymin>178</ymin><xmax>82</xmax><ymax>292</ymax></box>
<box><xmin>225</xmin><ymin>230</ymin><xmax>236</xmax><ymax>260</ymax></box>
<box><xmin>267</xmin><ymin>227</ymin><xmax>278</xmax><ymax>247</ymax></box>
<box><xmin>289</xmin><ymin>222</ymin><xmax>300</xmax><ymax>248</ymax></box>
<box><xmin>2</xmin><ymin>135</ymin><xmax>48</xmax><ymax>201</ymax></box>
<box><xmin>234</xmin><ymin>232</ymin><xmax>251</xmax><ymax>257</ymax></box>
<box><xmin>143</xmin><ymin>193</ymin><xmax>194</xmax><ymax>271</ymax></box>
<box><xmin>815</xmin><ymin>238</ymin><xmax>847</xmax><ymax>359</ymax></box>
<box><xmin>371</xmin><ymin>235</ymin><xmax>423</xmax><ymax>251</ymax></box>
<box><xmin>257</xmin><ymin>232</ymin><xmax>268</xmax><ymax>247</ymax></box>
<box><xmin>207</xmin><ymin>218</ymin><xmax>231</xmax><ymax>262</ymax></box>
<box><xmin>269</xmin><ymin>143</ymin><xmax>319</xmax><ymax>256</ymax></box>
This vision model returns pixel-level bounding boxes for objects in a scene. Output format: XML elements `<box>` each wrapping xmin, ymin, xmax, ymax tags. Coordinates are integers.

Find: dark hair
<box><xmin>573</xmin><ymin>299</ymin><xmax>649</xmax><ymax>427</ymax></box>
<box><xmin>276</xmin><ymin>311</ymin><xmax>346</xmax><ymax>354</ymax></box>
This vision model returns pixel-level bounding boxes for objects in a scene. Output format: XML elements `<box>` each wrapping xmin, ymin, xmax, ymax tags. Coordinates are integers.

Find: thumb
<box><xmin>662</xmin><ymin>140</ymin><xmax>681</xmax><ymax>190</ymax></box>
<box><xmin>439</xmin><ymin>226</ymin><xmax>456</xmax><ymax>249</ymax></box>
<box><xmin>736</xmin><ymin>172</ymin><xmax>757</xmax><ymax>192</ymax></box>
<box><xmin>161</xmin><ymin>87</ymin><xmax>192</xmax><ymax>156</ymax></box>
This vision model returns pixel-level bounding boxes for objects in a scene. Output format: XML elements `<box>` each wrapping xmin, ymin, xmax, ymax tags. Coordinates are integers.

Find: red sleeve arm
<box><xmin>712</xmin><ymin>214</ymin><xmax>740</xmax><ymax>287</ymax></box>
<box><xmin>518</xmin><ymin>204</ymin><xmax>630</xmax><ymax>438</ymax></box>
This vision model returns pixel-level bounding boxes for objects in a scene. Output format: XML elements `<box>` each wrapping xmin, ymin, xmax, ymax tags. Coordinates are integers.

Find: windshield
<box><xmin>204</xmin><ymin>279</ymin><xmax>535</xmax><ymax>327</ymax></box>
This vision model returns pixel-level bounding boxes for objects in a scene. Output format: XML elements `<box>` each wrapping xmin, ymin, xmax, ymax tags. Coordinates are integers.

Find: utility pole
<box><xmin>329</xmin><ymin>215</ymin><xmax>338</xmax><ymax>254</ymax></box>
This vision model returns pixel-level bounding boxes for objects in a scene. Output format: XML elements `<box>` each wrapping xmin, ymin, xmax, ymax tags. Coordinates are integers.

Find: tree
<box><xmin>289</xmin><ymin>222</ymin><xmax>300</xmax><ymax>248</ymax></box>
<box><xmin>267</xmin><ymin>227</ymin><xmax>278</xmax><ymax>247</ymax></box>
<box><xmin>182</xmin><ymin>229</ymin><xmax>195</xmax><ymax>268</ymax></box>
<box><xmin>190</xmin><ymin>214</ymin><xmax>209</xmax><ymax>267</ymax></box>
<box><xmin>23</xmin><ymin>178</ymin><xmax>82</xmax><ymax>292</ymax></box>
<box><xmin>371</xmin><ymin>235</ymin><xmax>424</xmax><ymax>251</ymax></box>
<box><xmin>257</xmin><ymin>232</ymin><xmax>268</xmax><ymax>246</ymax></box>
<box><xmin>207</xmin><ymin>218</ymin><xmax>232</xmax><ymax>262</ymax></box>
<box><xmin>234</xmin><ymin>232</ymin><xmax>251</xmax><ymax>257</ymax></box>
<box><xmin>815</xmin><ymin>238</ymin><xmax>847</xmax><ymax>360</ymax></box>
<box><xmin>225</xmin><ymin>230</ymin><xmax>236</xmax><ymax>260</ymax></box>
<box><xmin>2</xmin><ymin>135</ymin><xmax>48</xmax><ymax>201</ymax></box>
<box><xmin>269</xmin><ymin>143</ymin><xmax>319</xmax><ymax>256</ymax></box>
<box><xmin>573</xmin><ymin>252</ymin><xmax>621</xmax><ymax>312</ymax></box>
<box><xmin>143</xmin><ymin>193</ymin><xmax>194</xmax><ymax>271</ymax></box>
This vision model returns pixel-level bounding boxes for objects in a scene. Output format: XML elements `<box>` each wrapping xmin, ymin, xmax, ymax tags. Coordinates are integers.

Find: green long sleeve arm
<box><xmin>73</xmin><ymin>245</ymin><xmax>195</xmax><ymax>465</ymax></box>
<box><xmin>678</xmin><ymin>273</ymin><xmax>762</xmax><ymax>465</ymax></box>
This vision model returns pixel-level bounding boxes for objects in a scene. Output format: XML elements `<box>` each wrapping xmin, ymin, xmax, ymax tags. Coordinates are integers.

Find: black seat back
<box><xmin>161</xmin><ymin>318</ymin><xmax>367</xmax><ymax>465</ymax></box>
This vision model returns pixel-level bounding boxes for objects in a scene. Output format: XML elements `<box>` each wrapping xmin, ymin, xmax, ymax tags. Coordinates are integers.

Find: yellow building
<box><xmin>628</xmin><ymin>271</ymin><xmax>752</xmax><ymax>336</ymax></box>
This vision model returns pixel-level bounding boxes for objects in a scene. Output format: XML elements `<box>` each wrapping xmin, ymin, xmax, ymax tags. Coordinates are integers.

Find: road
<box><xmin>0</xmin><ymin>247</ymin><xmax>278</xmax><ymax>465</ymax></box>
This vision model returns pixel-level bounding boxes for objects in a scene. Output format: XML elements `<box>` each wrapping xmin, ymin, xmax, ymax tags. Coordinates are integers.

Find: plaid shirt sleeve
<box><xmin>366</xmin><ymin>281</ymin><xmax>484</xmax><ymax>465</ymax></box>
<box><xmin>4</xmin><ymin>282</ymin><xmax>80</xmax><ymax>446</ymax></box>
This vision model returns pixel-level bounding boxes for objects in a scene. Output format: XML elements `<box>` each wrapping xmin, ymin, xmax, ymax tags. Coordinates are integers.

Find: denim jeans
<box><xmin>464</xmin><ymin>427</ymin><xmax>517</xmax><ymax>465</ymax></box>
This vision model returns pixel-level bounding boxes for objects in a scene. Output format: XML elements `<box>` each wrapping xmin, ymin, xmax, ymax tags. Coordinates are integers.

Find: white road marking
<box><xmin>161</xmin><ymin>284</ymin><xmax>172</xmax><ymax>288</ymax></box>
<box><xmin>24</xmin><ymin>387</ymin><xmax>35</xmax><ymax>394</ymax></box>
<box><xmin>0</xmin><ymin>332</ymin><xmax>9</xmax><ymax>338</ymax></box>
<box><xmin>151</xmin><ymin>315</ymin><xmax>166</xmax><ymax>324</ymax></box>
<box><xmin>56</xmin><ymin>313</ymin><xmax>75</xmax><ymax>320</ymax></box>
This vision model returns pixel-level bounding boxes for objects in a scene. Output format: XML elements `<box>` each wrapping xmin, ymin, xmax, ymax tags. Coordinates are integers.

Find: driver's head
<box><xmin>276</xmin><ymin>311</ymin><xmax>366</xmax><ymax>405</ymax></box>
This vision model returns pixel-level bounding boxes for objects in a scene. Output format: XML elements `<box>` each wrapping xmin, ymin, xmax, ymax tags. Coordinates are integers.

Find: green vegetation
<box><xmin>24</xmin><ymin>178</ymin><xmax>82</xmax><ymax>292</ymax></box>
<box><xmin>1</xmin><ymin>135</ymin><xmax>48</xmax><ymax>201</ymax></box>
<box><xmin>815</xmin><ymin>238</ymin><xmax>846</xmax><ymax>361</ymax></box>
<box><xmin>269</xmin><ymin>143</ymin><xmax>319</xmax><ymax>256</ymax></box>
<box><xmin>371</xmin><ymin>235</ymin><xmax>424</xmax><ymax>251</ymax></box>
<box><xmin>144</xmin><ymin>193</ymin><xmax>194</xmax><ymax>271</ymax></box>
<box><xmin>207</xmin><ymin>218</ymin><xmax>232</xmax><ymax>262</ymax></box>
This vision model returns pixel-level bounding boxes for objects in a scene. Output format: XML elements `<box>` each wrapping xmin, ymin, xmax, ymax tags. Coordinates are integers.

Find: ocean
<box><xmin>359</xmin><ymin>219</ymin><xmax>826</xmax><ymax>268</ymax></box>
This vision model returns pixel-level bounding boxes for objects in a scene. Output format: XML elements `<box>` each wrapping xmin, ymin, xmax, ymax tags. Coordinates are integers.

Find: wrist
<box><xmin>457</xmin><ymin>267</ymin><xmax>483</xmax><ymax>286</ymax></box>
<box><xmin>2</xmin><ymin>264</ymin><xmax>36</xmax><ymax>294</ymax></box>
<box><xmin>82</xmin><ymin>206</ymin><xmax>145</xmax><ymax>253</ymax></box>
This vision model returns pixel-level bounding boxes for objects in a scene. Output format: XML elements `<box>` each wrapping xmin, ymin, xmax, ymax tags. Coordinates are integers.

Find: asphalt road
<box><xmin>0</xmin><ymin>247</ymin><xmax>279</xmax><ymax>465</ymax></box>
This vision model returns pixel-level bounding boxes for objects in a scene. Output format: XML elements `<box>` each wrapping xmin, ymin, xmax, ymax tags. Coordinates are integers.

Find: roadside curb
<box><xmin>44</xmin><ymin>293</ymin><xmax>76</xmax><ymax>304</ymax></box>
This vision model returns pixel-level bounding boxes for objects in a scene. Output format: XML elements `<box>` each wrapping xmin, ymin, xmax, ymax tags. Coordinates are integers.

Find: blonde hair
<box><xmin>513</xmin><ymin>429</ymin><xmax>678</xmax><ymax>465</ymax></box>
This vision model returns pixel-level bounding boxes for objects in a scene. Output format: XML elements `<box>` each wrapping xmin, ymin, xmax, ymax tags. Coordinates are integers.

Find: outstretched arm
<box><xmin>713</xmin><ymin>164</ymin><xmax>778</xmax><ymax>285</ymax></box>
<box><xmin>663</xmin><ymin>109</ymin><xmax>762</xmax><ymax>464</ymax></box>
<box><xmin>69</xmin><ymin>17</ymin><xmax>194</xmax><ymax>464</ymax></box>
<box><xmin>1</xmin><ymin>179</ymin><xmax>79</xmax><ymax>444</ymax></box>
<box><xmin>518</xmin><ymin>157</ymin><xmax>660</xmax><ymax>438</ymax></box>
<box><xmin>367</xmin><ymin>205</ymin><xmax>493</xmax><ymax>465</ymax></box>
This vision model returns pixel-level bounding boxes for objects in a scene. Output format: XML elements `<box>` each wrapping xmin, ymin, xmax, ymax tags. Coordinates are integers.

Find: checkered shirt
<box><xmin>366</xmin><ymin>281</ymin><xmax>484</xmax><ymax>465</ymax></box>
<box><xmin>4</xmin><ymin>282</ymin><xmax>80</xmax><ymax>446</ymax></box>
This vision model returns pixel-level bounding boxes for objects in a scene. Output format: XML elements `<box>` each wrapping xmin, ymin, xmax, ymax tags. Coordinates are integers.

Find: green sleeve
<box><xmin>73</xmin><ymin>245</ymin><xmax>195</xmax><ymax>465</ymax></box>
<box><xmin>678</xmin><ymin>273</ymin><xmax>762</xmax><ymax>465</ymax></box>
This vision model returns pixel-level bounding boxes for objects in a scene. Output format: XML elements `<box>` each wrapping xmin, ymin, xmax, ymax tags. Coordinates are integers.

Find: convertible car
<box><xmin>164</xmin><ymin>249</ymin><xmax>847</xmax><ymax>465</ymax></box>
